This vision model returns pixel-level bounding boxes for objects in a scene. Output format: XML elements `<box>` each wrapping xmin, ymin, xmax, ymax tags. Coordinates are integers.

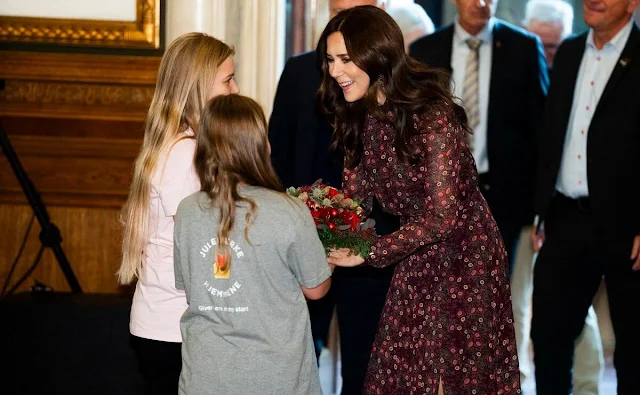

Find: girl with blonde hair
<box><xmin>118</xmin><ymin>32</ymin><xmax>238</xmax><ymax>395</ymax></box>
<box><xmin>173</xmin><ymin>95</ymin><xmax>331</xmax><ymax>395</ymax></box>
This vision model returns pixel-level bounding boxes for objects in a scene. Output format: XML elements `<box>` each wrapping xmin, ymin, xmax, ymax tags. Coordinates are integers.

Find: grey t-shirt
<box><xmin>174</xmin><ymin>187</ymin><xmax>330</xmax><ymax>395</ymax></box>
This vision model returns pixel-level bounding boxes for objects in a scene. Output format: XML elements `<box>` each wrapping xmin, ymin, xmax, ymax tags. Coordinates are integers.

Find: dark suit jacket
<box><xmin>269</xmin><ymin>51</ymin><xmax>342</xmax><ymax>189</ymax></box>
<box><xmin>409</xmin><ymin>20</ymin><xmax>549</xmax><ymax>227</ymax></box>
<box><xmin>535</xmin><ymin>24</ymin><xmax>640</xmax><ymax>238</ymax></box>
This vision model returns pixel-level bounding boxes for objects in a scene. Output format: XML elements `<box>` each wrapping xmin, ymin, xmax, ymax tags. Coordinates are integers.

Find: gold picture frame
<box><xmin>0</xmin><ymin>0</ymin><xmax>160</xmax><ymax>49</ymax></box>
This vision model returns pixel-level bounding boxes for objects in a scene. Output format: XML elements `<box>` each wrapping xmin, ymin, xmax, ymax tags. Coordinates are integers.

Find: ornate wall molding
<box><xmin>0</xmin><ymin>51</ymin><xmax>159</xmax><ymax>121</ymax></box>
<box><xmin>0</xmin><ymin>0</ymin><xmax>160</xmax><ymax>49</ymax></box>
<box><xmin>0</xmin><ymin>80</ymin><xmax>154</xmax><ymax>121</ymax></box>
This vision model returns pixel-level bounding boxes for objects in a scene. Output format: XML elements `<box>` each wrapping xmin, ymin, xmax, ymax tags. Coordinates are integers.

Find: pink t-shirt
<box><xmin>130</xmin><ymin>132</ymin><xmax>200</xmax><ymax>342</ymax></box>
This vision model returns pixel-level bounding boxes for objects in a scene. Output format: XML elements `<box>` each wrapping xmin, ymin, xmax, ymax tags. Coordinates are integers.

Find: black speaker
<box><xmin>1</xmin><ymin>292</ymin><xmax>143</xmax><ymax>395</ymax></box>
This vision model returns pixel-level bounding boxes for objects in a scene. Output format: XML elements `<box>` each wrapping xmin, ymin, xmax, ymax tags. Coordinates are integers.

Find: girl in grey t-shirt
<box><xmin>174</xmin><ymin>95</ymin><xmax>332</xmax><ymax>395</ymax></box>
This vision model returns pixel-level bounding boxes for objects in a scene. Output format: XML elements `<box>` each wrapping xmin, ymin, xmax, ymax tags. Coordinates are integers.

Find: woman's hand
<box><xmin>327</xmin><ymin>248</ymin><xmax>365</xmax><ymax>267</ymax></box>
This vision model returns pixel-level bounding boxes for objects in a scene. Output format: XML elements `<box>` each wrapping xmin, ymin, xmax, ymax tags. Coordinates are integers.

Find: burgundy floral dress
<box><xmin>343</xmin><ymin>99</ymin><xmax>520</xmax><ymax>394</ymax></box>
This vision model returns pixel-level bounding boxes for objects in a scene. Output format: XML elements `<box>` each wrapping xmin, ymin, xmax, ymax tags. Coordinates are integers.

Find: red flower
<box><xmin>317</xmin><ymin>208</ymin><xmax>331</xmax><ymax>221</ymax></box>
<box><xmin>341</xmin><ymin>211</ymin><xmax>360</xmax><ymax>230</ymax></box>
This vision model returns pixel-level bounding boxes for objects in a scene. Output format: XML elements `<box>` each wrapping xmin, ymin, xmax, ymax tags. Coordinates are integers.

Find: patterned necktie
<box><xmin>462</xmin><ymin>38</ymin><xmax>482</xmax><ymax>150</ymax></box>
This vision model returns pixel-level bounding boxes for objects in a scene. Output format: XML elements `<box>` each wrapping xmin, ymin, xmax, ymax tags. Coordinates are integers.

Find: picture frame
<box><xmin>0</xmin><ymin>0</ymin><xmax>161</xmax><ymax>50</ymax></box>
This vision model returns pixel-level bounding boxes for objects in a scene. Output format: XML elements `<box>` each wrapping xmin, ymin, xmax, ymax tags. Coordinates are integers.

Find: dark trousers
<box><xmin>308</xmin><ymin>290</ymin><xmax>335</xmax><ymax>356</ymax></box>
<box><xmin>334</xmin><ymin>266</ymin><xmax>394</xmax><ymax>395</ymax></box>
<box><xmin>307</xmin><ymin>268</ymin><xmax>393</xmax><ymax>395</ymax></box>
<box><xmin>130</xmin><ymin>335</ymin><xmax>182</xmax><ymax>395</ymax></box>
<box><xmin>531</xmin><ymin>194</ymin><xmax>640</xmax><ymax>394</ymax></box>
<box><xmin>478</xmin><ymin>172</ymin><xmax>522</xmax><ymax>274</ymax></box>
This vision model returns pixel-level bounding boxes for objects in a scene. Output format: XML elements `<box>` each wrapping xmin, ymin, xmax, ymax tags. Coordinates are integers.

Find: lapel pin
<box><xmin>620</xmin><ymin>57</ymin><xmax>630</xmax><ymax>67</ymax></box>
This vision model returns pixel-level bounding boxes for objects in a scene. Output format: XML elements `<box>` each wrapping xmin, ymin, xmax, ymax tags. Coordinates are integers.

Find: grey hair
<box><xmin>524</xmin><ymin>0</ymin><xmax>574</xmax><ymax>38</ymax></box>
<box><xmin>387</xmin><ymin>2</ymin><xmax>435</xmax><ymax>37</ymax></box>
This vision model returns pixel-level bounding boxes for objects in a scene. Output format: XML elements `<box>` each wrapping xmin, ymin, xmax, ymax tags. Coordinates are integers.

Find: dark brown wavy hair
<box><xmin>317</xmin><ymin>5</ymin><xmax>468</xmax><ymax>168</ymax></box>
<box><xmin>195</xmin><ymin>95</ymin><xmax>282</xmax><ymax>263</ymax></box>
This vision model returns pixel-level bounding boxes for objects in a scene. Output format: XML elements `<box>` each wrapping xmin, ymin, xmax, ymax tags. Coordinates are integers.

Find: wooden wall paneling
<box><xmin>0</xmin><ymin>134</ymin><xmax>141</xmax><ymax>208</ymax></box>
<box><xmin>0</xmin><ymin>50</ymin><xmax>160</xmax><ymax>293</ymax></box>
<box><xmin>0</xmin><ymin>204</ymin><xmax>125</xmax><ymax>294</ymax></box>
<box><xmin>0</xmin><ymin>51</ymin><xmax>161</xmax><ymax>84</ymax></box>
<box><xmin>0</xmin><ymin>116</ymin><xmax>145</xmax><ymax>139</ymax></box>
<box><xmin>0</xmin><ymin>51</ymin><xmax>160</xmax><ymax>121</ymax></box>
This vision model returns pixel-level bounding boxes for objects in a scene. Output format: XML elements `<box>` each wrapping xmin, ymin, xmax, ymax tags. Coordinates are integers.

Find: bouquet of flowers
<box><xmin>287</xmin><ymin>181</ymin><xmax>374</xmax><ymax>257</ymax></box>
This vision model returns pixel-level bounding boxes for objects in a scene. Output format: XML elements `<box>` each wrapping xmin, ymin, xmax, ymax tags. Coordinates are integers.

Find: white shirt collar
<box><xmin>454</xmin><ymin>16</ymin><xmax>495</xmax><ymax>46</ymax></box>
<box><xmin>586</xmin><ymin>17</ymin><xmax>634</xmax><ymax>53</ymax></box>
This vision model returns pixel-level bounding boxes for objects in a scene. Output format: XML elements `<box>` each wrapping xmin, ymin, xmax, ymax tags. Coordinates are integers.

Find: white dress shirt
<box><xmin>451</xmin><ymin>17</ymin><xmax>494</xmax><ymax>174</ymax></box>
<box><xmin>556</xmin><ymin>19</ymin><xmax>634</xmax><ymax>198</ymax></box>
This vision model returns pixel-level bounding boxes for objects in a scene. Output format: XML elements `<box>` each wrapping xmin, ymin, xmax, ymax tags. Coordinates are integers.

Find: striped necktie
<box><xmin>462</xmin><ymin>38</ymin><xmax>482</xmax><ymax>150</ymax></box>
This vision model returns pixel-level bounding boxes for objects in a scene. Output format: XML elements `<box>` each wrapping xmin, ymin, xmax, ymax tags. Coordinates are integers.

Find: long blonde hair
<box><xmin>118</xmin><ymin>33</ymin><xmax>235</xmax><ymax>284</ymax></box>
<box><xmin>195</xmin><ymin>95</ymin><xmax>282</xmax><ymax>265</ymax></box>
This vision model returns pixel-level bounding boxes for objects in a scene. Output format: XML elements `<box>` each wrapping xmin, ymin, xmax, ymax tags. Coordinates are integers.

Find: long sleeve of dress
<box><xmin>357</xmin><ymin>110</ymin><xmax>469</xmax><ymax>268</ymax></box>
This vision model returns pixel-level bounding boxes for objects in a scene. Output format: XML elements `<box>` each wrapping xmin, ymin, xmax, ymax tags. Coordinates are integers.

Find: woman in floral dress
<box><xmin>320</xmin><ymin>6</ymin><xmax>520</xmax><ymax>395</ymax></box>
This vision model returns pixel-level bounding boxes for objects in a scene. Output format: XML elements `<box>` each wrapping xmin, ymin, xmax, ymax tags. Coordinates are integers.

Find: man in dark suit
<box><xmin>269</xmin><ymin>1</ymin><xmax>400</xmax><ymax>394</ymax></box>
<box><xmin>531</xmin><ymin>0</ymin><xmax>640</xmax><ymax>393</ymax></box>
<box><xmin>409</xmin><ymin>0</ymin><xmax>549</xmax><ymax>273</ymax></box>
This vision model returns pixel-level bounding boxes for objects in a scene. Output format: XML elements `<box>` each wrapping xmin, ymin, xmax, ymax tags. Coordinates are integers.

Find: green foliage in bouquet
<box><xmin>317</xmin><ymin>227</ymin><xmax>373</xmax><ymax>257</ymax></box>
